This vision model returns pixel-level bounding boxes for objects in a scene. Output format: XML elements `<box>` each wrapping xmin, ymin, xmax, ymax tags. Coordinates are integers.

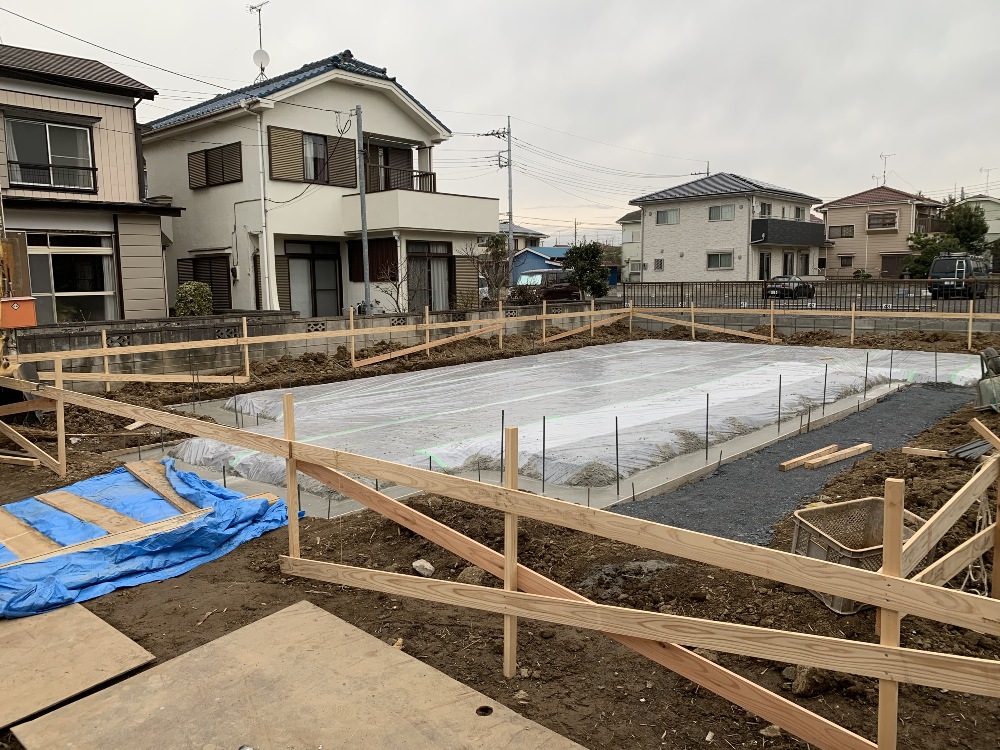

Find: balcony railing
<box><xmin>9</xmin><ymin>161</ymin><xmax>96</xmax><ymax>191</ymax></box>
<box><xmin>915</xmin><ymin>216</ymin><xmax>948</xmax><ymax>234</ymax></box>
<box><xmin>365</xmin><ymin>164</ymin><xmax>436</xmax><ymax>193</ymax></box>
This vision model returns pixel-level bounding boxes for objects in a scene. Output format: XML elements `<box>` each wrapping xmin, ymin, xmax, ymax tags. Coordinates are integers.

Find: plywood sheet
<box><xmin>15</xmin><ymin>601</ymin><xmax>584</xmax><ymax>750</ymax></box>
<box><xmin>0</xmin><ymin>604</ymin><xmax>153</xmax><ymax>729</ymax></box>
<box><xmin>36</xmin><ymin>491</ymin><xmax>144</xmax><ymax>533</ymax></box>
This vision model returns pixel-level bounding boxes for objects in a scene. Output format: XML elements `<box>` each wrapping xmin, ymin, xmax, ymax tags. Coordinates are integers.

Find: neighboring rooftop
<box><xmin>144</xmin><ymin>49</ymin><xmax>447</xmax><ymax>134</ymax></box>
<box><xmin>820</xmin><ymin>186</ymin><xmax>944</xmax><ymax>210</ymax></box>
<box><xmin>631</xmin><ymin>173</ymin><xmax>821</xmax><ymax>205</ymax></box>
<box><xmin>500</xmin><ymin>222</ymin><xmax>549</xmax><ymax>237</ymax></box>
<box><xmin>0</xmin><ymin>44</ymin><xmax>156</xmax><ymax>99</ymax></box>
<box><xmin>618</xmin><ymin>210</ymin><xmax>641</xmax><ymax>224</ymax></box>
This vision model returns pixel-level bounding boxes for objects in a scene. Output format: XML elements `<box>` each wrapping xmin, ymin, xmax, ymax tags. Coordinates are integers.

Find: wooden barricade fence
<box><xmin>1</xmin><ymin>375</ymin><xmax>999</xmax><ymax>749</ymax></box>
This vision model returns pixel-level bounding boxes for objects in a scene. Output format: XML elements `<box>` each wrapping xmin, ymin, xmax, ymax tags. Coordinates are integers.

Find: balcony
<box><xmin>365</xmin><ymin>164</ymin><xmax>436</xmax><ymax>193</ymax></box>
<box><xmin>915</xmin><ymin>215</ymin><xmax>948</xmax><ymax>234</ymax></box>
<box><xmin>750</xmin><ymin>218</ymin><xmax>826</xmax><ymax>247</ymax></box>
<box><xmin>9</xmin><ymin>162</ymin><xmax>96</xmax><ymax>191</ymax></box>
<box><xmin>342</xmin><ymin>189</ymin><xmax>498</xmax><ymax>235</ymax></box>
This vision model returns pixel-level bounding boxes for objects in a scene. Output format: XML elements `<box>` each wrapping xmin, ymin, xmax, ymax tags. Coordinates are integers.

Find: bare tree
<box><xmin>371</xmin><ymin>258</ymin><xmax>411</xmax><ymax>314</ymax></box>
<box><xmin>455</xmin><ymin>233</ymin><xmax>512</xmax><ymax>306</ymax></box>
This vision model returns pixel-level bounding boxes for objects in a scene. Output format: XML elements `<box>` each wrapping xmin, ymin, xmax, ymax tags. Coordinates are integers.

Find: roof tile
<box><xmin>0</xmin><ymin>44</ymin><xmax>156</xmax><ymax>99</ymax></box>
<box><xmin>820</xmin><ymin>186</ymin><xmax>943</xmax><ymax>209</ymax></box>
<box><xmin>631</xmin><ymin>172</ymin><xmax>819</xmax><ymax>204</ymax></box>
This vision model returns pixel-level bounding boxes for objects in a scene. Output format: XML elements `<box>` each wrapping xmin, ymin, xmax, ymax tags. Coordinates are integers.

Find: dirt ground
<box><xmin>2</xmin><ymin>392</ymin><xmax>998</xmax><ymax>749</ymax></box>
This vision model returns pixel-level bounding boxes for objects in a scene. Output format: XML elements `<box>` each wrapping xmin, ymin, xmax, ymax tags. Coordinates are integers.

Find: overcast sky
<box><xmin>7</xmin><ymin>1</ymin><xmax>999</xmax><ymax>244</ymax></box>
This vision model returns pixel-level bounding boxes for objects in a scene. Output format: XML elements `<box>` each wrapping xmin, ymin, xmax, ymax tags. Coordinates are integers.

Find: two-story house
<box><xmin>630</xmin><ymin>173</ymin><xmax>824</xmax><ymax>282</ymax></box>
<box><xmin>142</xmin><ymin>50</ymin><xmax>498</xmax><ymax>316</ymax></box>
<box><xmin>958</xmin><ymin>194</ymin><xmax>1000</xmax><ymax>244</ymax></box>
<box><xmin>0</xmin><ymin>45</ymin><xmax>180</xmax><ymax>324</ymax></box>
<box><xmin>617</xmin><ymin>210</ymin><xmax>641</xmax><ymax>281</ymax></box>
<box><xmin>818</xmin><ymin>186</ymin><xmax>945</xmax><ymax>278</ymax></box>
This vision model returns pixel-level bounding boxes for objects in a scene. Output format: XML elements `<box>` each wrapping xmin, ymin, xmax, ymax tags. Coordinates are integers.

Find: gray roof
<box><xmin>500</xmin><ymin>222</ymin><xmax>548</xmax><ymax>237</ymax></box>
<box><xmin>617</xmin><ymin>210</ymin><xmax>641</xmax><ymax>224</ymax></box>
<box><xmin>0</xmin><ymin>44</ymin><xmax>156</xmax><ymax>99</ymax></box>
<box><xmin>631</xmin><ymin>172</ymin><xmax>820</xmax><ymax>205</ymax></box>
<box><xmin>144</xmin><ymin>49</ymin><xmax>447</xmax><ymax>134</ymax></box>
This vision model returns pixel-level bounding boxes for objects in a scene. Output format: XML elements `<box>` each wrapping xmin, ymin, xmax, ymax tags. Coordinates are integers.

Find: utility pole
<box><xmin>506</xmin><ymin>115</ymin><xmax>513</xmax><ymax>267</ymax></box>
<box><xmin>356</xmin><ymin>105</ymin><xmax>371</xmax><ymax>313</ymax></box>
<box><xmin>879</xmin><ymin>152</ymin><xmax>895</xmax><ymax>186</ymax></box>
<box><xmin>981</xmin><ymin>166</ymin><xmax>998</xmax><ymax>196</ymax></box>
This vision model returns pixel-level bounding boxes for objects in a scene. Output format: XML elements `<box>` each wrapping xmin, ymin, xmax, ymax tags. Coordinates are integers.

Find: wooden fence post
<box><xmin>878</xmin><ymin>477</ymin><xmax>905</xmax><ymax>749</ymax></box>
<box><xmin>993</xmin><ymin>473</ymin><xmax>1000</xmax><ymax>599</ymax></box>
<box><xmin>541</xmin><ymin>300</ymin><xmax>547</xmax><ymax>344</ymax></box>
<box><xmin>348</xmin><ymin>307</ymin><xmax>356</xmax><ymax>367</ymax></box>
<box><xmin>628</xmin><ymin>303</ymin><xmax>633</xmax><ymax>337</ymax></box>
<box><xmin>968</xmin><ymin>298</ymin><xmax>975</xmax><ymax>352</ymax></box>
<box><xmin>503</xmin><ymin>426</ymin><xmax>519</xmax><ymax>678</ymax></box>
<box><xmin>283</xmin><ymin>393</ymin><xmax>301</xmax><ymax>558</ymax></box>
<box><xmin>100</xmin><ymin>329</ymin><xmax>111</xmax><ymax>394</ymax></box>
<box><xmin>54</xmin><ymin>359</ymin><xmax>66</xmax><ymax>478</ymax></box>
<box><xmin>690</xmin><ymin>301</ymin><xmax>696</xmax><ymax>341</ymax></box>
<box><xmin>499</xmin><ymin>300</ymin><xmax>504</xmax><ymax>352</ymax></box>
<box><xmin>850</xmin><ymin>302</ymin><xmax>856</xmax><ymax>345</ymax></box>
<box><xmin>769</xmin><ymin>301</ymin><xmax>775</xmax><ymax>344</ymax></box>
<box><xmin>590</xmin><ymin>299</ymin><xmax>595</xmax><ymax>339</ymax></box>
<box><xmin>241</xmin><ymin>317</ymin><xmax>251</xmax><ymax>380</ymax></box>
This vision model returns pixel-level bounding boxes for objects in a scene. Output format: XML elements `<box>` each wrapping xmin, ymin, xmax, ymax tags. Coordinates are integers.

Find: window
<box><xmin>798</xmin><ymin>252</ymin><xmax>810</xmax><ymax>276</ymax></box>
<box><xmin>817</xmin><ymin>257</ymin><xmax>827</xmax><ymax>270</ymax></box>
<box><xmin>303</xmin><ymin>133</ymin><xmax>328</xmax><ymax>182</ymax></box>
<box><xmin>348</xmin><ymin>237</ymin><xmax>399</xmax><ymax>282</ymax></box>
<box><xmin>188</xmin><ymin>142</ymin><xmax>242</xmax><ymax>189</ymax></box>
<box><xmin>867</xmin><ymin>211</ymin><xmax>898</xmax><ymax>230</ymax></box>
<box><xmin>759</xmin><ymin>202</ymin><xmax>772</xmax><ymax>217</ymax></box>
<box><xmin>707</xmin><ymin>252</ymin><xmax>733</xmax><ymax>270</ymax></box>
<box><xmin>794</xmin><ymin>206</ymin><xmax>805</xmax><ymax>221</ymax></box>
<box><xmin>7</xmin><ymin>119</ymin><xmax>94</xmax><ymax>190</ymax></box>
<box><xmin>653</xmin><ymin>258</ymin><xmax>664</xmax><ymax>271</ymax></box>
<box><xmin>526</xmin><ymin>237</ymin><xmax>540</xmax><ymax>247</ymax></box>
<box><xmin>708</xmin><ymin>204</ymin><xmax>734</xmax><ymax>221</ymax></box>
<box><xmin>781</xmin><ymin>206</ymin><xmax>786</xmax><ymax>218</ymax></box>
<box><xmin>27</xmin><ymin>232</ymin><xmax>116</xmax><ymax>324</ymax></box>
<box><xmin>630</xmin><ymin>230</ymin><xmax>641</xmax><ymax>242</ymax></box>
<box><xmin>839</xmin><ymin>256</ymin><xmax>854</xmax><ymax>268</ymax></box>
<box><xmin>828</xmin><ymin>225</ymin><xmax>855</xmax><ymax>239</ymax></box>
<box><xmin>655</xmin><ymin>208</ymin><xmax>679</xmax><ymax>225</ymax></box>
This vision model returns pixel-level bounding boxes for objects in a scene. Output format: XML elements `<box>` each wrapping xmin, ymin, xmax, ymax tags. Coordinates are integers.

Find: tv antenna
<box><xmin>981</xmin><ymin>166</ymin><xmax>998</xmax><ymax>196</ymax></box>
<box><xmin>879</xmin><ymin>152</ymin><xmax>895</xmax><ymax>186</ymax></box>
<box><xmin>248</xmin><ymin>1</ymin><xmax>270</xmax><ymax>83</ymax></box>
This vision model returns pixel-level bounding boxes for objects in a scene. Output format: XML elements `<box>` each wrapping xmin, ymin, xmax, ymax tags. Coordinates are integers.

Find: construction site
<box><xmin>0</xmin><ymin>288</ymin><xmax>998</xmax><ymax>750</ymax></box>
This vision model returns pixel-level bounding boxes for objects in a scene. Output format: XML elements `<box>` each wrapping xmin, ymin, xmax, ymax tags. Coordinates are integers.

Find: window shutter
<box><xmin>327</xmin><ymin>136</ymin><xmax>357</xmax><ymax>188</ymax></box>
<box><xmin>274</xmin><ymin>255</ymin><xmax>291</xmax><ymax>311</ymax></box>
<box><xmin>177</xmin><ymin>257</ymin><xmax>194</xmax><ymax>284</ymax></box>
<box><xmin>187</xmin><ymin>151</ymin><xmax>207</xmax><ymax>189</ymax></box>
<box><xmin>347</xmin><ymin>238</ymin><xmax>397</xmax><ymax>281</ymax></box>
<box><xmin>205</xmin><ymin>147</ymin><xmax>224</xmax><ymax>186</ymax></box>
<box><xmin>268</xmin><ymin>126</ymin><xmax>304</xmax><ymax>181</ymax></box>
<box><xmin>222</xmin><ymin>142</ymin><xmax>242</xmax><ymax>183</ymax></box>
<box><xmin>347</xmin><ymin>240</ymin><xmax>364</xmax><ymax>282</ymax></box>
<box><xmin>386</xmin><ymin>146</ymin><xmax>412</xmax><ymax>189</ymax></box>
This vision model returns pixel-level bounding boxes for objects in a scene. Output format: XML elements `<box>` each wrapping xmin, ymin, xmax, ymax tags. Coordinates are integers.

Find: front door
<box><xmin>758</xmin><ymin>252</ymin><xmax>771</xmax><ymax>280</ymax></box>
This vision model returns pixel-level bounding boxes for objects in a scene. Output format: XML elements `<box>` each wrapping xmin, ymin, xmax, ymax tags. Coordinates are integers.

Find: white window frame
<box><xmin>839</xmin><ymin>255</ymin><xmax>855</xmax><ymax>268</ymax></box>
<box><xmin>867</xmin><ymin>211</ymin><xmax>899</xmax><ymax>230</ymax></box>
<box><xmin>706</xmin><ymin>251</ymin><xmax>734</xmax><ymax>270</ymax></box>
<box><xmin>27</xmin><ymin>232</ymin><xmax>117</xmax><ymax>323</ymax></box>
<box><xmin>655</xmin><ymin>208</ymin><xmax>679</xmax><ymax>225</ymax></box>
<box><xmin>794</xmin><ymin>206</ymin><xmax>805</xmax><ymax>221</ymax></box>
<box><xmin>708</xmin><ymin>204</ymin><xmax>734</xmax><ymax>222</ymax></box>
<box><xmin>759</xmin><ymin>202</ymin><xmax>772</xmax><ymax>217</ymax></box>
<box><xmin>7</xmin><ymin>119</ymin><xmax>95</xmax><ymax>190</ymax></box>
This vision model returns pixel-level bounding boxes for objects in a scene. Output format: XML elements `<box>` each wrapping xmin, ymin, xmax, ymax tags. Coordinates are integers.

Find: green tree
<box><xmin>944</xmin><ymin>201</ymin><xmax>990</xmax><ymax>253</ymax></box>
<box><xmin>563</xmin><ymin>241</ymin><xmax>610</xmax><ymax>298</ymax></box>
<box><xmin>174</xmin><ymin>281</ymin><xmax>213</xmax><ymax>316</ymax></box>
<box><xmin>904</xmin><ymin>233</ymin><xmax>962</xmax><ymax>277</ymax></box>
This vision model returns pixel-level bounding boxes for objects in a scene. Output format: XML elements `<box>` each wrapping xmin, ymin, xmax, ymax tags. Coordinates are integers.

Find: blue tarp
<box><xmin>0</xmin><ymin>460</ymin><xmax>290</xmax><ymax>618</ymax></box>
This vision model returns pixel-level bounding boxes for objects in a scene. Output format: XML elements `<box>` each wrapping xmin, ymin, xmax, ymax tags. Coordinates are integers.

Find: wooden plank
<box><xmin>913</xmin><ymin>523</ymin><xmax>996</xmax><ymax>587</ymax></box>
<box><xmin>14</xmin><ymin>601</ymin><xmax>583</xmax><ymax>750</ymax></box>
<box><xmin>241</xmin><ymin>492</ymin><xmax>280</xmax><ymax>505</ymax></box>
<box><xmin>632</xmin><ymin>312</ymin><xmax>772</xmax><ymax>342</ymax></box>
<box><xmin>291</xmin><ymin>442</ymin><xmax>1000</xmax><ymax>637</ymax></box>
<box><xmin>803</xmin><ymin>443</ymin><xmax>872</xmax><ymax>469</ymax></box>
<box><xmin>283</xmin><ymin>394</ymin><xmax>300</xmax><ymax>558</ymax></box>
<box><xmin>298</xmin><ymin>462</ymin><xmax>875</xmax><ymax>750</ymax></box>
<box><xmin>0</xmin><ymin>509</ymin><xmax>211</xmax><ymax>569</ymax></box>
<box><xmin>877</xmin><ymin>479</ymin><xmax>904</xmax><ymax>750</ymax></box>
<box><xmin>0</xmin><ymin>377</ymin><xmax>290</xmax><ymax>459</ymax></box>
<box><xmin>900</xmin><ymin>456</ymin><xmax>999</xmax><ymax>576</ymax></box>
<box><xmin>545</xmin><ymin>313</ymin><xmax>627</xmax><ymax>344</ymax></box>
<box><xmin>779</xmin><ymin>444</ymin><xmax>839</xmax><ymax>471</ymax></box>
<box><xmin>0</xmin><ymin>454</ymin><xmax>39</xmax><ymax>467</ymax></box>
<box><xmin>503</xmin><ymin>426</ymin><xmax>518</xmax><ymax>679</ymax></box>
<box><xmin>0</xmin><ymin>604</ymin><xmax>153</xmax><ymax>730</ymax></box>
<box><xmin>124</xmin><ymin>461</ymin><xmax>199</xmax><ymax>513</ymax></box>
<box><xmin>279</xmin><ymin>556</ymin><xmax>1000</xmax><ymax>698</ymax></box>
<box><xmin>901</xmin><ymin>447</ymin><xmax>950</xmax><ymax>458</ymax></box>
<box><xmin>0</xmin><ymin>398</ymin><xmax>55</xmax><ymax>417</ymax></box>
<box><xmin>0</xmin><ymin>507</ymin><xmax>61</xmax><ymax>558</ymax></box>
<box><xmin>969</xmin><ymin>418</ymin><xmax>1000</xmax><ymax>452</ymax></box>
<box><xmin>0</xmin><ymin>419</ymin><xmax>60</xmax><ymax>474</ymax></box>
<box><xmin>37</xmin><ymin>371</ymin><xmax>250</xmax><ymax>385</ymax></box>
<box><xmin>54</xmin><ymin>359</ymin><xmax>66</xmax><ymax>478</ymax></box>
<box><xmin>36</xmin><ymin>491</ymin><xmax>143</xmax><ymax>533</ymax></box>
<box><xmin>353</xmin><ymin>324</ymin><xmax>501</xmax><ymax>368</ymax></box>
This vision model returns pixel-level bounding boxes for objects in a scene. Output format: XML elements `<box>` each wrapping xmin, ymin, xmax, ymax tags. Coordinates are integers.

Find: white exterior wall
<box><xmin>639</xmin><ymin>196</ymin><xmax>753</xmax><ymax>281</ymax></box>
<box><xmin>620</xmin><ymin>220</ymin><xmax>641</xmax><ymax>277</ymax></box>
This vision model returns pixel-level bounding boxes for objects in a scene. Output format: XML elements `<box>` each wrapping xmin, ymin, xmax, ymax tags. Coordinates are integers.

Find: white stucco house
<box><xmin>958</xmin><ymin>194</ymin><xmax>1000</xmax><ymax>244</ymax></box>
<box><xmin>617</xmin><ymin>210</ymin><xmax>641</xmax><ymax>281</ymax></box>
<box><xmin>142</xmin><ymin>50</ymin><xmax>499</xmax><ymax>315</ymax></box>
<box><xmin>630</xmin><ymin>173</ymin><xmax>825</xmax><ymax>282</ymax></box>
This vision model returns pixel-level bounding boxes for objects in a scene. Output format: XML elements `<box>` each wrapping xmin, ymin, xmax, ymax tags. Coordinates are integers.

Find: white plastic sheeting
<box><xmin>173</xmin><ymin>340</ymin><xmax>980</xmax><ymax>492</ymax></box>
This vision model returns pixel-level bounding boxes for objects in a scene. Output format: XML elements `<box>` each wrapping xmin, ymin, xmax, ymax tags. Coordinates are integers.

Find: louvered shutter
<box><xmin>187</xmin><ymin>151</ymin><xmax>207</xmax><ymax>189</ymax></box>
<box><xmin>222</xmin><ymin>142</ymin><xmax>242</xmax><ymax>183</ymax></box>
<box><xmin>177</xmin><ymin>258</ymin><xmax>194</xmax><ymax>284</ymax></box>
<box><xmin>327</xmin><ymin>136</ymin><xmax>357</xmax><ymax>188</ymax></box>
<box><xmin>274</xmin><ymin>255</ymin><xmax>291</xmax><ymax>311</ymax></box>
<box><xmin>205</xmin><ymin>147</ymin><xmax>224</xmax><ymax>186</ymax></box>
<box><xmin>268</xmin><ymin>126</ymin><xmax>304</xmax><ymax>181</ymax></box>
<box><xmin>370</xmin><ymin>238</ymin><xmax>398</xmax><ymax>281</ymax></box>
<box><xmin>386</xmin><ymin>146</ymin><xmax>412</xmax><ymax>189</ymax></box>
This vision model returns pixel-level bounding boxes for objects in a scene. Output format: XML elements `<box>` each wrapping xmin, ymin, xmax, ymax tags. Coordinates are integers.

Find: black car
<box><xmin>763</xmin><ymin>275</ymin><xmax>815</xmax><ymax>299</ymax></box>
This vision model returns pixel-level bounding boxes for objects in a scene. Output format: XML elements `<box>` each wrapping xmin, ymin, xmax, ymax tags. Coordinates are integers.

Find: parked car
<box><xmin>927</xmin><ymin>254</ymin><xmax>990</xmax><ymax>299</ymax></box>
<box><xmin>509</xmin><ymin>269</ymin><xmax>583</xmax><ymax>304</ymax></box>
<box><xmin>763</xmin><ymin>275</ymin><xmax>815</xmax><ymax>299</ymax></box>
<box><xmin>477</xmin><ymin>275</ymin><xmax>490</xmax><ymax>305</ymax></box>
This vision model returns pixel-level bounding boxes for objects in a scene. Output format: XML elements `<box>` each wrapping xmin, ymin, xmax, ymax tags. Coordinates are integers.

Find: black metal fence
<box><xmin>623</xmin><ymin>279</ymin><xmax>1000</xmax><ymax>313</ymax></box>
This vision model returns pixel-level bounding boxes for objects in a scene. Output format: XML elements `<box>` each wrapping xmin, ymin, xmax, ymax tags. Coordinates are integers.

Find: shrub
<box><xmin>174</xmin><ymin>281</ymin><xmax>213</xmax><ymax>316</ymax></box>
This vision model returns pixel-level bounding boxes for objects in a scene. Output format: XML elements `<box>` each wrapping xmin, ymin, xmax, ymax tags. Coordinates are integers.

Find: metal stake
<box><xmin>499</xmin><ymin>409</ymin><xmax>505</xmax><ymax>483</ymax></box>
<box><xmin>863</xmin><ymin>351</ymin><xmax>870</xmax><ymax>399</ymax></box>
<box><xmin>777</xmin><ymin>375</ymin><xmax>782</xmax><ymax>434</ymax></box>
<box><xmin>137</xmin><ymin>437</ymin><xmax>141</xmax><ymax>461</ymax></box>
<box><xmin>704</xmin><ymin>393</ymin><xmax>710</xmax><ymax>462</ymax></box>
<box><xmin>935</xmin><ymin>345</ymin><xmax>939</xmax><ymax>383</ymax></box>
<box><xmin>160</xmin><ymin>428</ymin><xmax>164</xmax><ymax>457</ymax></box>
<box><xmin>429</xmin><ymin>455</ymin><xmax>433</xmax><ymax>472</ymax></box>
<box><xmin>222</xmin><ymin>464</ymin><xmax>227</xmax><ymax>488</ymax></box>
<box><xmin>822</xmin><ymin>363</ymin><xmax>828</xmax><ymax>416</ymax></box>
<box><xmin>889</xmin><ymin>348</ymin><xmax>894</xmax><ymax>387</ymax></box>
<box><xmin>631</xmin><ymin>482</ymin><xmax>636</xmax><ymax>502</ymax></box>
<box><xmin>615</xmin><ymin>416</ymin><xmax>620</xmax><ymax>496</ymax></box>
<box><xmin>541</xmin><ymin>415</ymin><xmax>546</xmax><ymax>494</ymax></box>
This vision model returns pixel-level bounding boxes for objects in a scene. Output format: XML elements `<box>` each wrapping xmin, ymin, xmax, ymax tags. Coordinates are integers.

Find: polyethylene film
<box><xmin>172</xmin><ymin>340</ymin><xmax>980</xmax><ymax>493</ymax></box>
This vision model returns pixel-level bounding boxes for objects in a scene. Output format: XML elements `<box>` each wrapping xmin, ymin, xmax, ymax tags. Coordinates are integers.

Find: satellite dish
<box><xmin>253</xmin><ymin>49</ymin><xmax>270</xmax><ymax>69</ymax></box>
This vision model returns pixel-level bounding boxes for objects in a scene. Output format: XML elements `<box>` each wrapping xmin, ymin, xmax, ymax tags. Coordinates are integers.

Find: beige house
<box><xmin>818</xmin><ymin>186</ymin><xmax>945</xmax><ymax>278</ymax></box>
<box><xmin>0</xmin><ymin>45</ymin><xmax>180</xmax><ymax>323</ymax></box>
<box><xmin>617</xmin><ymin>210</ymin><xmax>642</xmax><ymax>281</ymax></box>
<box><xmin>142</xmin><ymin>50</ymin><xmax>498</xmax><ymax>315</ymax></box>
